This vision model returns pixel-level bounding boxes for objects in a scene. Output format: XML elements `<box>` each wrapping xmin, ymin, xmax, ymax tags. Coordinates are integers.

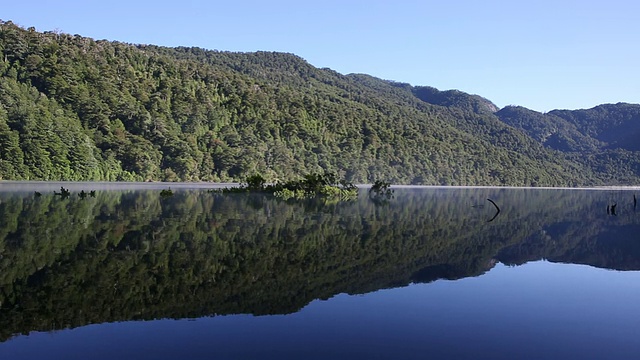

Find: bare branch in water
<box><xmin>487</xmin><ymin>199</ymin><xmax>501</xmax><ymax>222</ymax></box>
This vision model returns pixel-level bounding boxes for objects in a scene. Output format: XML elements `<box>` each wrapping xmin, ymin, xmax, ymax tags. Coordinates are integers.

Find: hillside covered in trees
<box><xmin>1</xmin><ymin>20</ymin><xmax>639</xmax><ymax>185</ymax></box>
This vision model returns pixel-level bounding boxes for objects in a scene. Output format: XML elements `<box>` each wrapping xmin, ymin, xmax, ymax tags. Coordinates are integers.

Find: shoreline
<box><xmin>1</xmin><ymin>181</ymin><xmax>638</xmax><ymax>192</ymax></box>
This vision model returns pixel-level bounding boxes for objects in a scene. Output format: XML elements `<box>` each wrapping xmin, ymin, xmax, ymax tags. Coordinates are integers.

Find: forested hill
<box><xmin>0</xmin><ymin>20</ymin><xmax>638</xmax><ymax>185</ymax></box>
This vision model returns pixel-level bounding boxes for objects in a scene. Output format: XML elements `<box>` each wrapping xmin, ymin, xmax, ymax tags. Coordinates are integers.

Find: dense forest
<box><xmin>1</xmin><ymin>20</ymin><xmax>639</xmax><ymax>185</ymax></box>
<box><xmin>1</xmin><ymin>187</ymin><xmax>638</xmax><ymax>340</ymax></box>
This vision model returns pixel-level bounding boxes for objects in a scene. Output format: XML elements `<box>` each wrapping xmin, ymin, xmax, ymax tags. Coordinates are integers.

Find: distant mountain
<box><xmin>497</xmin><ymin>103</ymin><xmax>640</xmax><ymax>152</ymax></box>
<box><xmin>550</xmin><ymin>103</ymin><xmax>640</xmax><ymax>151</ymax></box>
<box><xmin>0</xmin><ymin>20</ymin><xmax>639</xmax><ymax>185</ymax></box>
<box><xmin>411</xmin><ymin>86</ymin><xmax>499</xmax><ymax>114</ymax></box>
<box><xmin>495</xmin><ymin>106</ymin><xmax>603</xmax><ymax>152</ymax></box>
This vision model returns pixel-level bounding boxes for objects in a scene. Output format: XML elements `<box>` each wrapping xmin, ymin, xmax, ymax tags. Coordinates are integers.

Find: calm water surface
<box><xmin>0</xmin><ymin>183</ymin><xmax>639</xmax><ymax>359</ymax></box>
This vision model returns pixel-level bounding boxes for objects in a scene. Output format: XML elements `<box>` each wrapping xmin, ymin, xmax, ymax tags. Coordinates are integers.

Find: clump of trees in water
<box><xmin>213</xmin><ymin>172</ymin><xmax>358</xmax><ymax>200</ymax></box>
<box><xmin>369</xmin><ymin>180</ymin><xmax>394</xmax><ymax>200</ymax></box>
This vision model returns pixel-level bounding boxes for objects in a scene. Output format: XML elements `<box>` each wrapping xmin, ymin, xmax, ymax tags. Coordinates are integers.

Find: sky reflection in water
<box><xmin>5</xmin><ymin>262</ymin><xmax>640</xmax><ymax>360</ymax></box>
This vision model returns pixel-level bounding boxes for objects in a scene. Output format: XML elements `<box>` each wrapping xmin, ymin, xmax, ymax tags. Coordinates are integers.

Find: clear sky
<box><xmin>3</xmin><ymin>0</ymin><xmax>638</xmax><ymax>112</ymax></box>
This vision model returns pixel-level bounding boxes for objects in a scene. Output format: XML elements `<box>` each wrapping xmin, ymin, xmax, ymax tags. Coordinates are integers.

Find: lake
<box><xmin>1</xmin><ymin>183</ymin><xmax>639</xmax><ymax>359</ymax></box>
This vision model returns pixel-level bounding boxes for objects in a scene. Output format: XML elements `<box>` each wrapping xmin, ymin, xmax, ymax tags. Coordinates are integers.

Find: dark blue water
<box><xmin>1</xmin><ymin>184</ymin><xmax>639</xmax><ymax>359</ymax></box>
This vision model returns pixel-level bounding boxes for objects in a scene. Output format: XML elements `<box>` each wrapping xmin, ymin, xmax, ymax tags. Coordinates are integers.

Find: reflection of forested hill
<box><xmin>0</xmin><ymin>188</ymin><xmax>637</xmax><ymax>341</ymax></box>
<box><xmin>497</xmin><ymin>218</ymin><xmax>640</xmax><ymax>270</ymax></box>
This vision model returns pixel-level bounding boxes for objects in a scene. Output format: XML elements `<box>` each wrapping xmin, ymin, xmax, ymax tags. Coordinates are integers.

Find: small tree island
<box><xmin>211</xmin><ymin>172</ymin><xmax>359</xmax><ymax>201</ymax></box>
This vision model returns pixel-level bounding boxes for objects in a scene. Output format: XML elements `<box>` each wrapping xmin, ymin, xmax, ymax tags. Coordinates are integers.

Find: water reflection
<box><xmin>0</xmin><ymin>186</ymin><xmax>638</xmax><ymax>342</ymax></box>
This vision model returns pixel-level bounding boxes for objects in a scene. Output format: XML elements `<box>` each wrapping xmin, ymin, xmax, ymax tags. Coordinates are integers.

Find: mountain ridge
<box><xmin>1</xmin><ymin>20</ymin><xmax>639</xmax><ymax>185</ymax></box>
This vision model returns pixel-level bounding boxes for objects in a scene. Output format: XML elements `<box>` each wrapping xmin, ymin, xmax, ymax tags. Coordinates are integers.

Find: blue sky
<box><xmin>3</xmin><ymin>0</ymin><xmax>638</xmax><ymax>112</ymax></box>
